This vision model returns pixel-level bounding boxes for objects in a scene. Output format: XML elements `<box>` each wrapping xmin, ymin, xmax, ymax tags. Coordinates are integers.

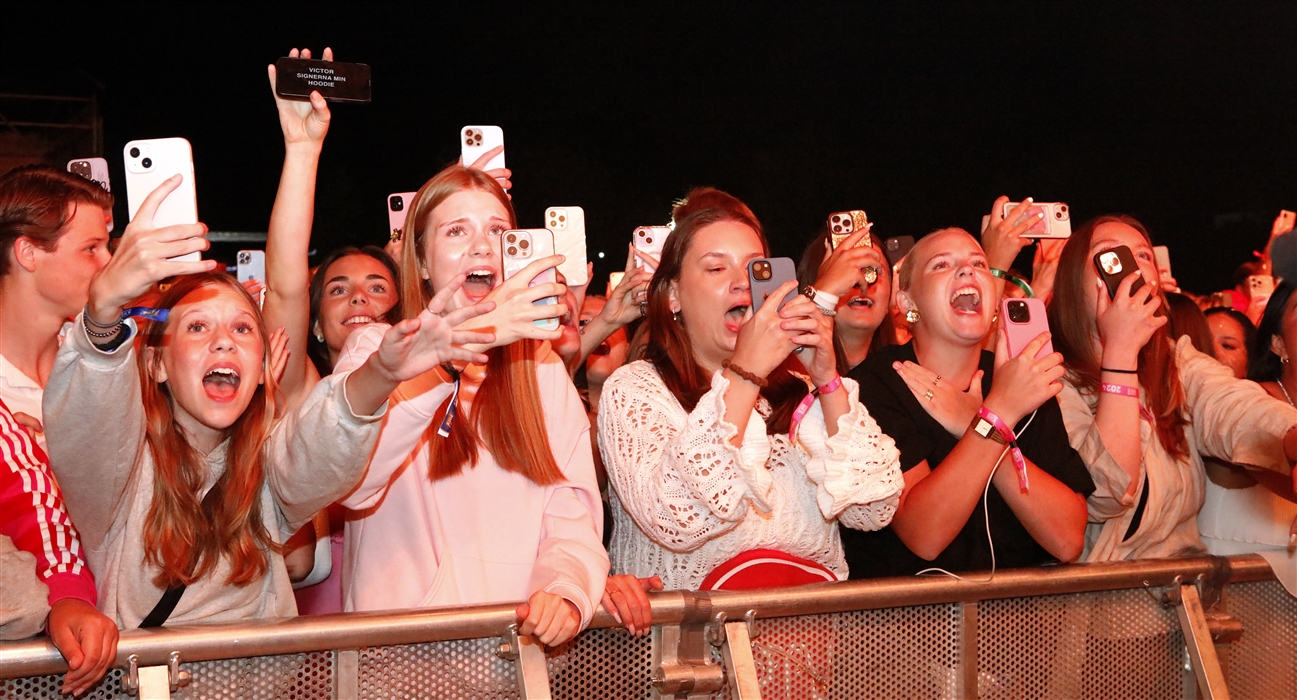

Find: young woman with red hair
<box><xmin>334</xmin><ymin>163</ymin><xmax>610</xmax><ymax>647</ymax></box>
<box><xmin>1045</xmin><ymin>215</ymin><xmax>1297</xmax><ymax>561</ymax></box>
<box><xmin>42</xmin><ymin>176</ymin><xmax>490</xmax><ymax>628</ymax></box>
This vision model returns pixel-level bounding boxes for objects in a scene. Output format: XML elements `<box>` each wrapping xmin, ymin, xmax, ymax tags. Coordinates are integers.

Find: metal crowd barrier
<box><xmin>1</xmin><ymin>554</ymin><xmax>1294</xmax><ymax>699</ymax></box>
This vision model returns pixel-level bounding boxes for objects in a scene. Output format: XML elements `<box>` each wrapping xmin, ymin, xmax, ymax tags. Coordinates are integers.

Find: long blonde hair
<box><xmin>138</xmin><ymin>273</ymin><xmax>279</xmax><ymax>588</ymax></box>
<box><xmin>397</xmin><ymin>165</ymin><xmax>563</xmax><ymax>485</ymax></box>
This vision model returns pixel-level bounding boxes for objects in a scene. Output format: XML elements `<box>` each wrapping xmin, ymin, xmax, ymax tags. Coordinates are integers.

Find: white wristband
<box><xmin>810</xmin><ymin>287</ymin><xmax>839</xmax><ymax>310</ymax></box>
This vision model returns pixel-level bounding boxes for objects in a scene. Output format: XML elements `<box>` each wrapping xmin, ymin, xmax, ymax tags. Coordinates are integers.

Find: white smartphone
<box><xmin>501</xmin><ymin>228</ymin><xmax>559</xmax><ymax>331</ymax></box>
<box><xmin>67</xmin><ymin>157</ymin><xmax>112</xmax><ymax>232</ymax></box>
<box><xmin>237</xmin><ymin>250</ymin><xmax>265</xmax><ymax>283</ymax></box>
<box><xmin>546</xmin><ymin>206</ymin><xmax>588</xmax><ymax>286</ymax></box>
<box><xmin>1153</xmin><ymin>245</ymin><xmax>1172</xmax><ymax>282</ymax></box>
<box><xmin>123</xmin><ymin>138</ymin><xmax>200</xmax><ymax>262</ymax></box>
<box><xmin>607</xmin><ymin>271</ymin><xmax>625</xmax><ymax>297</ymax></box>
<box><xmin>461</xmin><ymin>125</ymin><xmax>505</xmax><ymax>172</ymax></box>
<box><xmin>388</xmin><ymin>192</ymin><xmax>417</xmax><ymax>241</ymax></box>
<box><xmin>1001</xmin><ymin>201</ymin><xmax>1071</xmax><ymax>239</ymax></box>
<box><xmin>633</xmin><ymin>226</ymin><xmax>671</xmax><ymax>274</ymax></box>
<box><xmin>67</xmin><ymin>157</ymin><xmax>110</xmax><ymax>193</ymax></box>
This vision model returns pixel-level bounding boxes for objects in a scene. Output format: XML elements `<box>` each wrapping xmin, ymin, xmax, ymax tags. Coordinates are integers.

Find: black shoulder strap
<box><xmin>138</xmin><ymin>482</ymin><xmax>222</xmax><ymax>628</ymax></box>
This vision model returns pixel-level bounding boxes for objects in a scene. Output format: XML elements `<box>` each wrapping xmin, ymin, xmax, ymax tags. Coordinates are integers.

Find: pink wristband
<box><xmin>789</xmin><ymin>375</ymin><xmax>844</xmax><ymax>445</ymax></box>
<box><xmin>1100</xmin><ymin>383</ymin><xmax>1139</xmax><ymax>398</ymax></box>
<box><xmin>977</xmin><ymin>405</ymin><xmax>1029</xmax><ymax>492</ymax></box>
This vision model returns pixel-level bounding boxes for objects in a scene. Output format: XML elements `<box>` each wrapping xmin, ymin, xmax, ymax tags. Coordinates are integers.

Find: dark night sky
<box><xmin>4</xmin><ymin>1</ymin><xmax>1295</xmax><ymax>293</ymax></box>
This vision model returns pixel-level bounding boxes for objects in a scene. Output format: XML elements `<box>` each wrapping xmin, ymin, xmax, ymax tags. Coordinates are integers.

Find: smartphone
<box><xmin>123</xmin><ymin>138</ymin><xmax>200</xmax><ymax>262</ymax></box>
<box><xmin>885</xmin><ymin>235</ymin><xmax>916</xmax><ymax>261</ymax></box>
<box><xmin>388</xmin><ymin>192</ymin><xmax>417</xmax><ymax>241</ymax></box>
<box><xmin>1278</xmin><ymin>210</ymin><xmax>1296</xmax><ymax>235</ymax></box>
<box><xmin>67</xmin><ymin>157</ymin><xmax>110</xmax><ymax>193</ymax></box>
<box><xmin>67</xmin><ymin>157</ymin><xmax>112</xmax><ymax>232</ymax></box>
<box><xmin>1093</xmin><ymin>245</ymin><xmax>1146</xmax><ymax>300</ymax></box>
<box><xmin>501</xmin><ymin>228</ymin><xmax>559</xmax><ymax>331</ymax></box>
<box><xmin>633</xmin><ymin>226</ymin><xmax>671</xmax><ymax>273</ymax></box>
<box><xmin>607</xmin><ymin>271</ymin><xmax>625</xmax><ymax>297</ymax></box>
<box><xmin>546</xmin><ymin>206</ymin><xmax>588</xmax><ymax>286</ymax></box>
<box><xmin>1153</xmin><ymin>245</ymin><xmax>1172</xmax><ymax>282</ymax></box>
<box><xmin>237</xmin><ymin>250</ymin><xmax>265</xmax><ymax>283</ymax></box>
<box><xmin>1001</xmin><ymin>201</ymin><xmax>1071</xmax><ymax>239</ymax></box>
<box><xmin>1248</xmin><ymin>274</ymin><xmax>1276</xmax><ymax>299</ymax></box>
<box><xmin>461</xmin><ymin>126</ymin><xmax>505</xmax><ymax>172</ymax></box>
<box><xmin>1002</xmin><ymin>298</ymin><xmax>1054</xmax><ymax>360</ymax></box>
<box><xmin>748</xmin><ymin>257</ymin><xmax>799</xmax><ymax>314</ymax></box>
<box><xmin>274</xmin><ymin>57</ymin><xmax>372</xmax><ymax>103</ymax></box>
<box><xmin>827</xmin><ymin>210</ymin><xmax>870</xmax><ymax>250</ymax></box>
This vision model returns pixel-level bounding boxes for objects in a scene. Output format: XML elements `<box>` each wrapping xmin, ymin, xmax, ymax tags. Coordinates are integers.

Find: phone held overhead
<box><xmin>123</xmin><ymin>137</ymin><xmax>201</xmax><ymax>263</ymax></box>
<box><xmin>502</xmin><ymin>228</ymin><xmax>560</xmax><ymax>331</ymax></box>
<box><xmin>827</xmin><ymin>209</ymin><xmax>877</xmax><ymax>284</ymax></box>
<box><xmin>547</xmin><ymin>206</ymin><xmax>588</xmax><ymax>286</ymax></box>
<box><xmin>275</xmin><ymin>56</ymin><xmax>372</xmax><ymax>103</ymax></box>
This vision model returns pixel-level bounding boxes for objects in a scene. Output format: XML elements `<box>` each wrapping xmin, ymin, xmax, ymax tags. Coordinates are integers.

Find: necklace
<box><xmin>1280</xmin><ymin>379</ymin><xmax>1295</xmax><ymax>407</ymax></box>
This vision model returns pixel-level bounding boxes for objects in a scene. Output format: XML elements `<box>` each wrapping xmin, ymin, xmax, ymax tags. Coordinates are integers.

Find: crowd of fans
<box><xmin>1</xmin><ymin>48</ymin><xmax>1295</xmax><ymax>695</ymax></box>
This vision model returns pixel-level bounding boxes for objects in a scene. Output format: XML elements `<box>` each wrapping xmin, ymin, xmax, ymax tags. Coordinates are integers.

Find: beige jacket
<box><xmin>1059</xmin><ymin>336</ymin><xmax>1297</xmax><ymax>562</ymax></box>
<box><xmin>44</xmin><ymin>317</ymin><xmax>384</xmax><ymax>628</ymax></box>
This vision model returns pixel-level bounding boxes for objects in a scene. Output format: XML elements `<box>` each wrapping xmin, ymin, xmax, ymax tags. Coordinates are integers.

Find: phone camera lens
<box><xmin>390</xmin><ymin>196</ymin><xmax>404</xmax><ymax>212</ymax></box>
<box><xmin>129</xmin><ymin>147</ymin><xmax>140</xmax><ymax>158</ymax></box>
<box><xmin>1007</xmin><ymin>300</ymin><xmax>1031</xmax><ymax>323</ymax></box>
<box><xmin>141</xmin><ymin>157</ymin><xmax>152</xmax><ymax>168</ymax></box>
<box><xmin>519</xmin><ymin>239</ymin><xmax>529</xmax><ymax>250</ymax></box>
<box><xmin>507</xmin><ymin>246</ymin><xmax>517</xmax><ymax>256</ymax></box>
<box><xmin>506</xmin><ymin>233</ymin><xmax>516</xmax><ymax>243</ymax></box>
<box><xmin>645</xmin><ymin>237</ymin><xmax>653</xmax><ymax>245</ymax></box>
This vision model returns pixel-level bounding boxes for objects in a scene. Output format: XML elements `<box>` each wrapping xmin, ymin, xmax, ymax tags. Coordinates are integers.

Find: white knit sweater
<box><xmin>597</xmin><ymin>360</ymin><xmax>903</xmax><ymax>590</ymax></box>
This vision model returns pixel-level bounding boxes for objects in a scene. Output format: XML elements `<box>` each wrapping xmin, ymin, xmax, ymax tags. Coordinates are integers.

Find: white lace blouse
<box><xmin>597</xmin><ymin>360</ymin><xmax>903</xmax><ymax>590</ymax></box>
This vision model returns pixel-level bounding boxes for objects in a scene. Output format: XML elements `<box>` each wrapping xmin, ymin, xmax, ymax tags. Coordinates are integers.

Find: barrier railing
<box><xmin>1</xmin><ymin>554</ymin><xmax>1293</xmax><ymax>699</ymax></box>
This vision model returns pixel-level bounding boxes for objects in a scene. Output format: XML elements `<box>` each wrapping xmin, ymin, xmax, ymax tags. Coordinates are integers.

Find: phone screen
<box><xmin>275</xmin><ymin>58</ymin><xmax>372</xmax><ymax>103</ymax></box>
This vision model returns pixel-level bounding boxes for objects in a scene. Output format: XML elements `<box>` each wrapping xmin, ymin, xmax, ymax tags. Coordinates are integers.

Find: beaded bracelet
<box><xmin>721</xmin><ymin>359</ymin><xmax>768</xmax><ymax>388</ymax></box>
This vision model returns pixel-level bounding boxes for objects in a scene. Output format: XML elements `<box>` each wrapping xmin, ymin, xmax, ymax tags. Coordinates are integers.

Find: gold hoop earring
<box><xmin>905</xmin><ymin>308</ymin><xmax>920</xmax><ymax>324</ymax></box>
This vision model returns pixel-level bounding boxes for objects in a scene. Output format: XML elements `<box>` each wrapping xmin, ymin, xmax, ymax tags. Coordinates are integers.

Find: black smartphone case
<box><xmin>275</xmin><ymin>58</ymin><xmax>372</xmax><ymax>103</ymax></box>
<box><xmin>1093</xmin><ymin>246</ymin><xmax>1146</xmax><ymax>299</ymax></box>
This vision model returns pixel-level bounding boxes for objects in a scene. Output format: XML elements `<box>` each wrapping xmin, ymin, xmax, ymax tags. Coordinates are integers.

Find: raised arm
<box><xmin>263</xmin><ymin>47</ymin><xmax>333</xmax><ymax>409</ymax></box>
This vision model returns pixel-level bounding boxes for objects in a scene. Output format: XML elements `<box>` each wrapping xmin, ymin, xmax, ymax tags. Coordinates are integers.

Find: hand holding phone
<box><xmin>1274</xmin><ymin>210</ymin><xmax>1296</xmax><ymax>238</ymax></box>
<box><xmin>274</xmin><ymin>56</ymin><xmax>372</xmax><ymax>103</ymax></box>
<box><xmin>461</xmin><ymin>126</ymin><xmax>506</xmax><ymax>172</ymax></box>
<box><xmin>547</xmin><ymin>207</ymin><xmax>588</xmax><ymax>285</ymax></box>
<box><xmin>633</xmin><ymin>226</ymin><xmax>671</xmax><ymax>274</ymax></box>
<box><xmin>501</xmin><ymin>229</ymin><xmax>561</xmax><ymax>330</ymax></box>
<box><xmin>123</xmin><ymin>138</ymin><xmax>201</xmax><ymax>262</ymax></box>
<box><xmin>1002</xmin><ymin>298</ymin><xmax>1054</xmax><ymax>360</ymax></box>
<box><xmin>748</xmin><ymin>257</ymin><xmax>799</xmax><ymax>314</ymax></box>
<box><xmin>388</xmin><ymin>192</ymin><xmax>417</xmax><ymax>241</ymax></box>
<box><xmin>1093</xmin><ymin>246</ymin><xmax>1146</xmax><ymax>300</ymax></box>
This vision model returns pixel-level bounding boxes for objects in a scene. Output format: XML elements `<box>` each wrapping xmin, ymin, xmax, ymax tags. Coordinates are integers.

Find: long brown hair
<box><xmin>643</xmin><ymin>187</ymin><xmax>809</xmax><ymax>434</ymax></box>
<box><xmin>138</xmin><ymin>273</ymin><xmax>279</xmax><ymax>588</ymax></box>
<box><xmin>1046</xmin><ymin>215</ymin><xmax>1189</xmax><ymax>460</ymax></box>
<box><xmin>397</xmin><ymin>165</ymin><xmax>562</xmax><ymax>485</ymax></box>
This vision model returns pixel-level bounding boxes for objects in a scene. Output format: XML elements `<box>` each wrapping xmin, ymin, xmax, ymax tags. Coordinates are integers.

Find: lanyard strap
<box><xmin>789</xmin><ymin>375</ymin><xmax>843</xmax><ymax>445</ymax></box>
<box><xmin>978</xmin><ymin>405</ymin><xmax>1029</xmax><ymax>492</ymax></box>
<box><xmin>437</xmin><ymin>363</ymin><xmax>461</xmax><ymax>438</ymax></box>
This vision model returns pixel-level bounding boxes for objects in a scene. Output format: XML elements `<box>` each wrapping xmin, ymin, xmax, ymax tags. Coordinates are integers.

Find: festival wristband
<box><xmin>1100</xmin><ymin>383</ymin><xmax>1139</xmax><ymax>398</ymax></box>
<box><xmin>789</xmin><ymin>375</ymin><xmax>843</xmax><ymax>445</ymax></box>
<box><xmin>977</xmin><ymin>405</ymin><xmax>1029</xmax><ymax>492</ymax></box>
<box><xmin>989</xmin><ymin>268</ymin><xmax>1035</xmax><ymax>298</ymax></box>
<box><xmin>809</xmin><ymin>287</ymin><xmax>839</xmax><ymax>310</ymax></box>
<box><xmin>122</xmin><ymin>307</ymin><xmax>169</xmax><ymax>323</ymax></box>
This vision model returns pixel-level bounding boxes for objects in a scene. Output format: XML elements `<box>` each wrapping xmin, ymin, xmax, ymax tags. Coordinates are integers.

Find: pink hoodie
<box><xmin>334</xmin><ymin>327</ymin><xmax>608</xmax><ymax>625</ymax></box>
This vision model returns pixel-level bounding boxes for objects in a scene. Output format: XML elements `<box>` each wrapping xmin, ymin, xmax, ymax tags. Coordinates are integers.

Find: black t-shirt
<box><xmin>841</xmin><ymin>342</ymin><xmax>1096</xmax><ymax>579</ymax></box>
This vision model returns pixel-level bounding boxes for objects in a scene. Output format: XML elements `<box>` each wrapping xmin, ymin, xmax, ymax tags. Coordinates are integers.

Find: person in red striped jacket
<box><xmin>1</xmin><ymin>398</ymin><xmax>118</xmax><ymax>696</ymax></box>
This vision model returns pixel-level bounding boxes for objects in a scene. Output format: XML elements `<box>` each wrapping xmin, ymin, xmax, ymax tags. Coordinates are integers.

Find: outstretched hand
<box><xmin>372</xmin><ymin>275</ymin><xmax>496</xmax><ymax>382</ymax></box>
<box><xmin>267</xmin><ymin>47</ymin><xmax>332</xmax><ymax>149</ymax></box>
<box><xmin>88</xmin><ymin>175</ymin><xmax>215</xmax><ymax>323</ymax></box>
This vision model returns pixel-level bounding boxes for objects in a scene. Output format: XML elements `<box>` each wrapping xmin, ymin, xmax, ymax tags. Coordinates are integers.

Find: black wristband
<box><xmin>1100</xmin><ymin>366</ymin><xmax>1139</xmax><ymax>374</ymax></box>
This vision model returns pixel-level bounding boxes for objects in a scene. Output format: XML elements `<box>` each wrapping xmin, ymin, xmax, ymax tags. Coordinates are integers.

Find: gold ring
<box><xmin>923</xmin><ymin>390</ymin><xmax>935</xmax><ymax>402</ymax></box>
<box><xmin>933</xmin><ymin>375</ymin><xmax>941</xmax><ymax>386</ymax></box>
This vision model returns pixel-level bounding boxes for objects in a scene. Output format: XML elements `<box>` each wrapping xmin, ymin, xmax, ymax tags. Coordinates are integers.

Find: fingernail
<box><xmin>892</xmin><ymin>362</ymin><xmax>901</xmax><ymax>369</ymax></box>
<box><xmin>1024</xmin><ymin>197</ymin><xmax>1034</xmax><ymax>203</ymax></box>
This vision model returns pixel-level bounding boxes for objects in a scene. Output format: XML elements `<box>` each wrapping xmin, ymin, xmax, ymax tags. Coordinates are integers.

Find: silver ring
<box><xmin>638</xmin><ymin>301</ymin><xmax>647</xmax><ymax>317</ymax></box>
<box><xmin>923</xmin><ymin>390</ymin><xmax>935</xmax><ymax>402</ymax></box>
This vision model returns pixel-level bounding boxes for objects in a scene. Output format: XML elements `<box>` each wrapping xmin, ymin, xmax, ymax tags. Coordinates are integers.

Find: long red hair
<box><xmin>398</xmin><ymin>165</ymin><xmax>563</xmax><ymax>485</ymax></box>
<box><xmin>1045</xmin><ymin>215</ymin><xmax>1189</xmax><ymax>460</ymax></box>
<box><xmin>138</xmin><ymin>273</ymin><xmax>279</xmax><ymax>588</ymax></box>
<box><xmin>643</xmin><ymin>187</ymin><xmax>809</xmax><ymax>433</ymax></box>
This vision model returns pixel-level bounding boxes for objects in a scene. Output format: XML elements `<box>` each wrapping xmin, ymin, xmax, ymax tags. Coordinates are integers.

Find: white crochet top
<box><xmin>598</xmin><ymin>360</ymin><xmax>903</xmax><ymax>590</ymax></box>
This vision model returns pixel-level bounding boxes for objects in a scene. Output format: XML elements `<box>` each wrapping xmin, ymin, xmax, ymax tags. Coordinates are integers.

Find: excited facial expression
<box><xmin>419</xmin><ymin>189</ymin><xmax>511</xmax><ymax>313</ymax></box>
<box><xmin>900</xmin><ymin>229</ymin><xmax>995</xmax><ymax>347</ymax></box>
<box><xmin>836</xmin><ymin>241</ymin><xmax>892</xmax><ymax>334</ymax></box>
<box><xmin>316</xmin><ymin>254</ymin><xmax>398</xmax><ymax>359</ymax></box>
<box><xmin>667</xmin><ymin>220</ymin><xmax>764</xmax><ymax>371</ymax></box>
<box><xmin>153</xmin><ymin>285</ymin><xmax>265</xmax><ymax>444</ymax></box>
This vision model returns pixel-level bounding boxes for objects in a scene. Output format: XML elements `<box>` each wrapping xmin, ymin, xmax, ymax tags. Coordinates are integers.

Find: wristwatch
<box><xmin>801</xmin><ymin>286</ymin><xmax>839</xmax><ymax>315</ymax></box>
<box><xmin>970</xmin><ymin>414</ymin><xmax>1008</xmax><ymax>444</ymax></box>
